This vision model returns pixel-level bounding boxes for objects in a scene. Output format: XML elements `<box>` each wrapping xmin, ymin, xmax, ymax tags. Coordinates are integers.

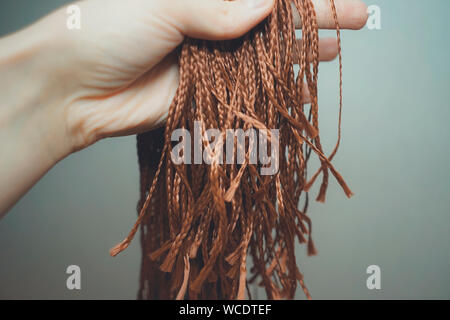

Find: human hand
<box><xmin>0</xmin><ymin>0</ymin><xmax>368</xmax><ymax>215</ymax></box>
<box><xmin>37</xmin><ymin>0</ymin><xmax>368</xmax><ymax>150</ymax></box>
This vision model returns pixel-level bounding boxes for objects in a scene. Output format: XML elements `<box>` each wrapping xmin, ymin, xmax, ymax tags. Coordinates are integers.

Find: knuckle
<box><xmin>216</xmin><ymin>4</ymin><xmax>240</xmax><ymax>38</ymax></box>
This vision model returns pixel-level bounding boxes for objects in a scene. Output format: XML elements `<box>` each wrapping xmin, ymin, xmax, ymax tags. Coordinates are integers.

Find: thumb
<box><xmin>166</xmin><ymin>0</ymin><xmax>275</xmax><ymax>40</ymax></box>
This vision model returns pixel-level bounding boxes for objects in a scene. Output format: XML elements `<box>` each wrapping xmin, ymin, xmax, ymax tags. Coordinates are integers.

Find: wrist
<box><xmin>0</xmin><ymin>12</ymin><xmax>88</xmax><ymax>215</ymax></box>
<box><xmin>0</xmin><ymin>25</ymin><xmax>76</xmax><ymax>164</ymax></box>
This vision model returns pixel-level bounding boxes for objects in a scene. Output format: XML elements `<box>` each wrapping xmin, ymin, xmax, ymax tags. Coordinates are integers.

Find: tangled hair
<box><xmin>111</xmin><ymin>0</ymin><xmax>353</xmax><ymax>299</ymax></box>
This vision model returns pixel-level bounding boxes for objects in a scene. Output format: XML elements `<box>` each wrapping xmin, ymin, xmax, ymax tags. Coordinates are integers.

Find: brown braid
<box><xmin>111</xmin><ymin>0</ymin><xmax>353</xmax><ymax>300</ymax></box>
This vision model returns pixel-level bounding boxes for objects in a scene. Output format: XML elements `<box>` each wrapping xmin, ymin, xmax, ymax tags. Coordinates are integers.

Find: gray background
<box><xmin>1</xmin><ymin>0</ymin><xmax>449</xmax><ymax>299</ymax></box>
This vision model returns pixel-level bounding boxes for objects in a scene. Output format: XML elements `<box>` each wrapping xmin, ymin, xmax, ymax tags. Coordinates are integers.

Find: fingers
<box><xmin>164</xmin><ymin>0</ymin><xmax>367</xmax><ymax>41</ymax></box>
<box><xmin>293</xmin><ymin>37</ymin><xmax>339</xmax><ymax>63</ymax></box>
<box><xmin>292</xmin><ymin>0</ymin><xmax>368</xmax><ymax>30</ymax></box>
<box><xmin>301</xmin><ymin>82</ymin><xmax>311</xmax><ymax>104</ymax></box>
<box><xmin>315</xmin><ymin>37</ymin><xmax>339</xmax><ymax>61</ymax></box>
<box><xmin>294</xmin><ymin>37</ymin><xmax>339</xmax><ymax>103</ymax></box>
<box><xmin>166</xmin><ymin>0</ymin><xmax>275</xmax><ymax>40</ymax></box>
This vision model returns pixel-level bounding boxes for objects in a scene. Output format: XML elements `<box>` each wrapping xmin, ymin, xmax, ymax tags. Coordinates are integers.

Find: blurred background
<box><xmin>1</xmin><ymin>0</ymin><xmax>449</xmax><ymax>299</ymax></box>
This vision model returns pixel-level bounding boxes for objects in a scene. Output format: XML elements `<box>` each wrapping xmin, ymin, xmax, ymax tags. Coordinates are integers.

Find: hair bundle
<box><xmin>111</xmin><ymin>0</ymin><xmax>352</xmax><ymax>300</ymax></box>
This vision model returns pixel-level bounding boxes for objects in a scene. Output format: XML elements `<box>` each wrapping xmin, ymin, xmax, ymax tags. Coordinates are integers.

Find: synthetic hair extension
<box><xmin>111</xmin><ymin>0</ymin><xmax>353</xmax><ymax>300</ymax></box>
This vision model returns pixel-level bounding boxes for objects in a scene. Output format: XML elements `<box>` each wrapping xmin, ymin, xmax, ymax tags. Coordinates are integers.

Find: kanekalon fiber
<box><xmin>111</xmin><ymin>0</ymin><xmax>352</xmax><ymax>300</ymax></box>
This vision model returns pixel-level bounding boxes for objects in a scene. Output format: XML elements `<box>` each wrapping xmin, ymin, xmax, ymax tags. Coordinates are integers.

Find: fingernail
<box><xmin>244</xmin><ymin>0</ymin><xmax>271</xmax><ymax>10</ymax></box>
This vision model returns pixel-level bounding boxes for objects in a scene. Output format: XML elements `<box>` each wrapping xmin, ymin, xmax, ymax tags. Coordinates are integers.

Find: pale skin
<box><xmin>0</xmin><ymin>0</ymin><xmax>368</xmax><ymax>217</ymax></box>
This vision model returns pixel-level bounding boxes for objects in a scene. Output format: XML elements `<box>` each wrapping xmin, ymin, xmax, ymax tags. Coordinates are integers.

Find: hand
<box><xmin>0</xmin><ymin>0</ymin><xmax>368</xmax><ymax>215</ymax></box>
